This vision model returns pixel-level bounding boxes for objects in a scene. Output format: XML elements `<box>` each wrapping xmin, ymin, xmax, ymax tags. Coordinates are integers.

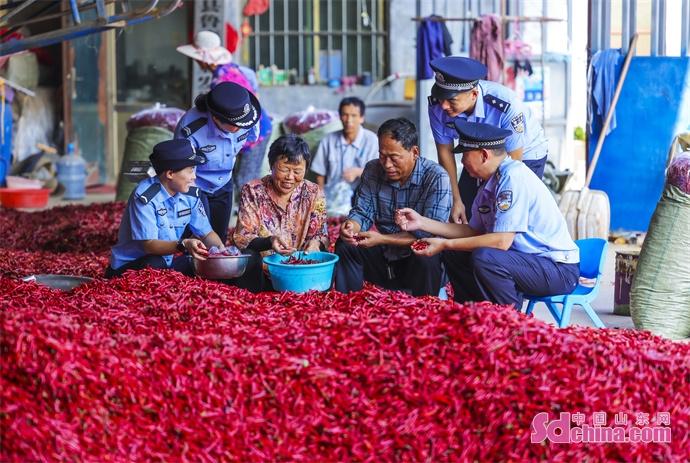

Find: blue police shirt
<box><xmin>174</xmin><ymin>107</ymin><xmax>259</xmax><ymax>193</ymax></box>
<box><xmin>469</xmin><ymin>157</ymin><xmax>579</xmax><ymax>263</ymax></box>
<box><xmin>429</xmin><ymin>80</ymin><xmax>548</xmax><ymax>161</ymax></box>
<box><xmin>110</xmin><ymin>177</ymin><xmax>213</xmax><ymax>270</ymax></box>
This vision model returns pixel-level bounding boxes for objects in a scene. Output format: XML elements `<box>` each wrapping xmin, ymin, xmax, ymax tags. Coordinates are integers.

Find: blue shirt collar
<box><xmin>338</xmin><ymin>127</ymin><xmax>365</xmax><ymax>150</ymax></box>
<box><xmin>206</xmin><ymin>116</ymin><xmax>234</xmax><ymax>140</ymax></box>
<box><xmin>151</xmin><ymin>177</ymin><xmax>179</xmax><ymax>205</ymax></box>
<box><xmin>469</xmin><ymin>83</ymin><xmax>486</xmax><ymax>119</ymax></box>
<box><xmin>494</xmin><ymin>156</ymin><xmax>514</xmax><ymax>183</ymax></box>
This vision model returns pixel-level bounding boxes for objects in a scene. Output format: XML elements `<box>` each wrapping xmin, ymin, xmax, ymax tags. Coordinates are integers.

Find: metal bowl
<box><xmin>193</xmin><ymin>254</ymin><xmax>251</xmax><ymax>280</ymax></box>
<box><xmin>22</xmin><ymin>274</ymin><xmax>94</xmax><ymax>291</ymax></box>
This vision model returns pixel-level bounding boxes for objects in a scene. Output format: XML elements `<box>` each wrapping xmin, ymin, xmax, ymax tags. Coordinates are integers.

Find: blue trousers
<box><xmin>199</xmin><ymin>178</ymin><xmax>234</xmax><ymax>244</ymax></box>
<box><xmin>105</xmin><ymin>254</ymin><xmax>193</xmax><ymax>278</ymax></box>
<box><xmin>460</xmin><ymin>155</ymin><xmax>547</xmax><ymax>221</ymax></box>
<box><xmin>221</xmin><ymin>248</ymin><xmax>270</xmax><ymax>293</ymax></box>
<box><xmin>442</xmin><ymin>247</ymin><xmax>579</xmax><ymax>309</ymax></box>
<box><xmin>335</xmin><ymin>239</ymin><xmax>443</xmax><ymax>296</ymax></box>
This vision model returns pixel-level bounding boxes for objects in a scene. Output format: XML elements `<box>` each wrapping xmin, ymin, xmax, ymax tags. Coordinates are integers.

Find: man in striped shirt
<box><xmin>334</xmin><ymin>118</ymin><xmax>452</xmax><ymax>296</ymax></box>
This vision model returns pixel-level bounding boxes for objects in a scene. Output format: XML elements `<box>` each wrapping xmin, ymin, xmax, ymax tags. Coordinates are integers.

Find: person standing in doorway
<box><xmin>428</xmin><ymin>56</ymin><xmax>548</xmax><ymax>224</ymax></box>
<box><xmin>310</xmin><ymin>97</ymin><xmax>379</xmax><ymax>216</ymax></box>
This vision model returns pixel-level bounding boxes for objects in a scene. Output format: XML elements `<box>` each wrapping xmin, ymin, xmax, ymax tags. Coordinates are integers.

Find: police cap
<box><xmin>204</xmin><ymin>81</ymin><xmax>261</xmax><ymax>128</ymax></box>
<box><xmin>149</xmin><ymin>139</ymin><xmax>207</xmax><ymax>174</ymax></box>
<box><xmin>430</xmin><ymin>56</ymin><xmax>487</xmax><ymax>100</ymax></box>
<box><xmin>452</xmin><ymin>120</ymin><xmax>512</xmax><ymax>153</ymax></box>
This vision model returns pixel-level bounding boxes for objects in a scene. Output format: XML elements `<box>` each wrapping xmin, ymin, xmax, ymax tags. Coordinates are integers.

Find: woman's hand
<box><xmin>410</xmin><ymin>237</ymin><xmax>446</xmax><ymax>257</ymax></box>
<box><xmin>271</xmin><ymin>235</ymin><xmax>295</xmax><ymax>255</ymax></box>
<box><xmin>184</xmin><ymin>238</ymin><xmax>209</xmax><ymax>260</ymax></box>
<box><xmin>395</xmin><ymin>208</ymin><xmax>424</xmax><ymax>232</ymax></box>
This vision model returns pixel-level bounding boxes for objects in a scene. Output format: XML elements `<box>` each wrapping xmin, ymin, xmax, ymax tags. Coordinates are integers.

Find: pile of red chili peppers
<box><xmin>1</xmin><ymin>204</ymin><xmax>689</xmax><ymax>461</ymax></box>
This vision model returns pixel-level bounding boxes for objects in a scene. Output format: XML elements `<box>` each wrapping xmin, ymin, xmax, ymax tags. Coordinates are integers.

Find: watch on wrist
<box><xmin>176</xmin><ymin>239</ymin><xmax>186</xmax><ymax>253</ymax></box>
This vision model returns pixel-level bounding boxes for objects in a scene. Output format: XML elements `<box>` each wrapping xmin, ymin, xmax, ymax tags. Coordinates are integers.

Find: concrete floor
<box><xmin>40</xmin><ymin>190</ymin><xmax>638</xmax><ymax>331</ymax></box>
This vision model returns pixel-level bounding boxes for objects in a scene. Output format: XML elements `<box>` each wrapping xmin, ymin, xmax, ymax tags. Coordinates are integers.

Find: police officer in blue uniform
<box><xmin>174</xmin><ymin>81</ymin><xmax>261</xmax><ymax>243</ymax></box>
<box><xmin>105</xmin><ymin>139</ymin><xmax>226</xmax><ymax>278</ymax></box>
<box><xmin>395</xmin><ymin>120</ymin><xmax>579</xmax><ymax>309</ymax></box>
<box><xmin>428</xmin><ymin>56</ymin><xmax>549</xmax><ymax>224</ymax></box>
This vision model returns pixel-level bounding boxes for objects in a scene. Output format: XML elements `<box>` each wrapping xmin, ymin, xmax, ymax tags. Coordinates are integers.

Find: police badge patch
<box><xmin>156</xmin><ymin>207</ymin><xmax>167</xmax><ymax>216</ymax></box>
<box><xmin>496</xmin><ymin>190</ymin><xmax>513</xmax><ymax>212</ymax></box>
<box><xmin>199</xmin><ymin>145</ymin><xmax>216</xmax><ymax>153</ymax></box>
<box><xmin>510</xmin><ymin>113</ymin><xmax>525</xmax><ymax>133</ymax></box>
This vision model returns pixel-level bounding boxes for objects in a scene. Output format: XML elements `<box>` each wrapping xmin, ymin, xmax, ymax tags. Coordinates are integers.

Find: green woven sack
<box><xmin>630</xmin><ymin>185</ymin><xmax>690</xmax><ymax>340</ymax></box>
<box><xmin>116</xmin><ymin>126</ymin><xmax>173</xmax><ymax>201</ymax></box>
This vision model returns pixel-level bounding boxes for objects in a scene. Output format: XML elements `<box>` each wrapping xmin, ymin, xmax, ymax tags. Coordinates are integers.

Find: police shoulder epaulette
<box><xmin>180</xmin><ymin>117</ymin><xmax>207</xmax><ymax>138</ymax></box>
<box><xmin>484</xmin><ymin>94</ymin><xmax>510</xmax><ymax>113</ymax></box>
<box><xmin>137</xmin><ymin>183</ymin><xmax>161</xmax><ymax>204</ymax></box>
<box><xmin>183</xmin><ymin>186</ymin><xmax>200</xmax><ymax>197</ymax></box>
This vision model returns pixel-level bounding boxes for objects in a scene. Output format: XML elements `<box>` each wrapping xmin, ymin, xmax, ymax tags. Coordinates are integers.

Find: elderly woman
<box><xmin>230</xmin><ymin>134</ymin><xmax>329</xmax><ymax>292</ymax></box>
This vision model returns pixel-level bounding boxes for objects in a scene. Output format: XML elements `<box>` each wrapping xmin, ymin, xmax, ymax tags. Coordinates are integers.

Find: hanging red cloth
<box><xmin>225</xmin><ymin>22</ymin><xmax>239</xmax><ymax>53</ymax></box>
<box><xmin>243</xmin><ymin>0</ymin><xmax>269</xmax><ymax>16</ymax></box>
<box><xmin>470</xmin><ymin>14</ymin><xmax>504</xmax><ymax>83</ymax></box>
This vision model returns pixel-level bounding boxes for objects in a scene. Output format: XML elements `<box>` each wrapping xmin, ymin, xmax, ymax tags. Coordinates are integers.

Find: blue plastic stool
<box><xmin>523</xmin><ymin>239</ymin><xmax>608</xmax><ymax>328</ymax></box>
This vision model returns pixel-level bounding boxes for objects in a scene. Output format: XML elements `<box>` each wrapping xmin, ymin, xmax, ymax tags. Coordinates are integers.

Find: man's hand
<box><xmin>395</xmin><ymin>208</ymin><xmax>424</xmax><ymax>232</ymax></box>
<box><xmin>271</xmin><ymin>235</ymin><xmax>296</xmax><ymax>255</ymax></box>
<box><xmin>184</xmin><ymin>238</ymin><xmax>209</xmax><ymax>260</ymax></box>
<box><xmin>353</xmin><ymin>230</ymin><xmax>383</xmax><ymax>248</ymax></box>
<box><xmin>451</xmin><ymin>201</ymin><xmax>468</xmax><ymax>224</ymax></box>
<box><xmin>410</xmin><ymin>237</ymin><xmax>446</xmax><ymax>257</ymax></box>
<box><xmin>339</xmin><ymin>219</ymin><xmax>361</xmax><ymax>245</ymax></box>
<box><xmin>342</xmin><ymin>167</ymin><xmax>364</xmax><ymax>183</ymax></box>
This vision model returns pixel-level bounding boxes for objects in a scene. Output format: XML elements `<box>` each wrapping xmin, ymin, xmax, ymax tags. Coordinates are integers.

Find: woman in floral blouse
<box><xmin>230</xmin><ymin>134</ymin><xmax>329</xmax><ymax>292</ymax></box>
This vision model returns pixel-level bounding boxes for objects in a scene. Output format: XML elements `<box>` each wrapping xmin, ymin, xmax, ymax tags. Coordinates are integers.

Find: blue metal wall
<box><xmin>589</xmin><ymin>57</ymin><xmax>690</xmax><ymax>231</ymax></box>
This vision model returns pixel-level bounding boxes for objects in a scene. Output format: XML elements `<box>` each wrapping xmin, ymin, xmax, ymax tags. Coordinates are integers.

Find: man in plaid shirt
<box><xmin>335</xmin><ymin>118</ymin><xmax>452</xmax><ymax>296</ymax></box>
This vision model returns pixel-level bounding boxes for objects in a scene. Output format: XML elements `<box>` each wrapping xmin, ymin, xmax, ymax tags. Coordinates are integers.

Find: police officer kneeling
<box><xmin>395</xmin><ymin>121</ymin><xmax>579</xmax><ymax>309</ymax></box>
<box><xmin>105</xmin><ymin>139</ymin><xmax>226</xmax><ymax>278</ymax></box>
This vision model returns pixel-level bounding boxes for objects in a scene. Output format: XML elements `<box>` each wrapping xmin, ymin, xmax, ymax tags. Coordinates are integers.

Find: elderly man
<box><xmin>335</xmin><ymin>118</ymin><xmax>452</xmax><ymax>296</ymax></box>
<box><xmin>396</xmin><ymin>120</ymin><xmax>579</xmax><ymax>309</ymax></box>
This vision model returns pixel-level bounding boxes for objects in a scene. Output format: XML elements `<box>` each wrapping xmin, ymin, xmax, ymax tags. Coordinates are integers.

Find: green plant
<box><xmin>574</xmin><ymin>126</ymin><xmax>585</xmax><ymax>141</ymax></box>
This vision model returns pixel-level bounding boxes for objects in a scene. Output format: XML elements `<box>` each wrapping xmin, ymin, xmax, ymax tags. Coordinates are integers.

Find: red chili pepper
<box><xmin>411</xmin><ymin>240</ymin><xmax>429</xmax><ymax>251</ymax></box>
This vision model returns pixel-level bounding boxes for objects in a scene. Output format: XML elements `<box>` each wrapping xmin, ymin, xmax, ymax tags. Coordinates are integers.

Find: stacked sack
<box><xmin>631</xmin><ymin>138</ymin><xmax>690</xmax><ymax>340</ymax></box>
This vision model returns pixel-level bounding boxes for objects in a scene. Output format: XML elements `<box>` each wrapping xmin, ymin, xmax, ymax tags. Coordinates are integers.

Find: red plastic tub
<box><xmin>0</xmin><ymin>188</ymin><xmax>50</xmax><ymax>208</ymax></box>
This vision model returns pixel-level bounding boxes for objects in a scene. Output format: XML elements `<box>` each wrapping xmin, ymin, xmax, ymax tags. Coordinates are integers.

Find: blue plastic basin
<box><xmin>263</xmin><ymin>251</ymin><xmax>339</xmax><ymax>293</ymax></box>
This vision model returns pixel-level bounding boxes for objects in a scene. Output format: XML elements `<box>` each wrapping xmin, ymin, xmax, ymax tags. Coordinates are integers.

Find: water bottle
<box><xmin>57</xmin><ymin>143</ymin><xmax>87</xmax><ymax>200</ymax></box>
